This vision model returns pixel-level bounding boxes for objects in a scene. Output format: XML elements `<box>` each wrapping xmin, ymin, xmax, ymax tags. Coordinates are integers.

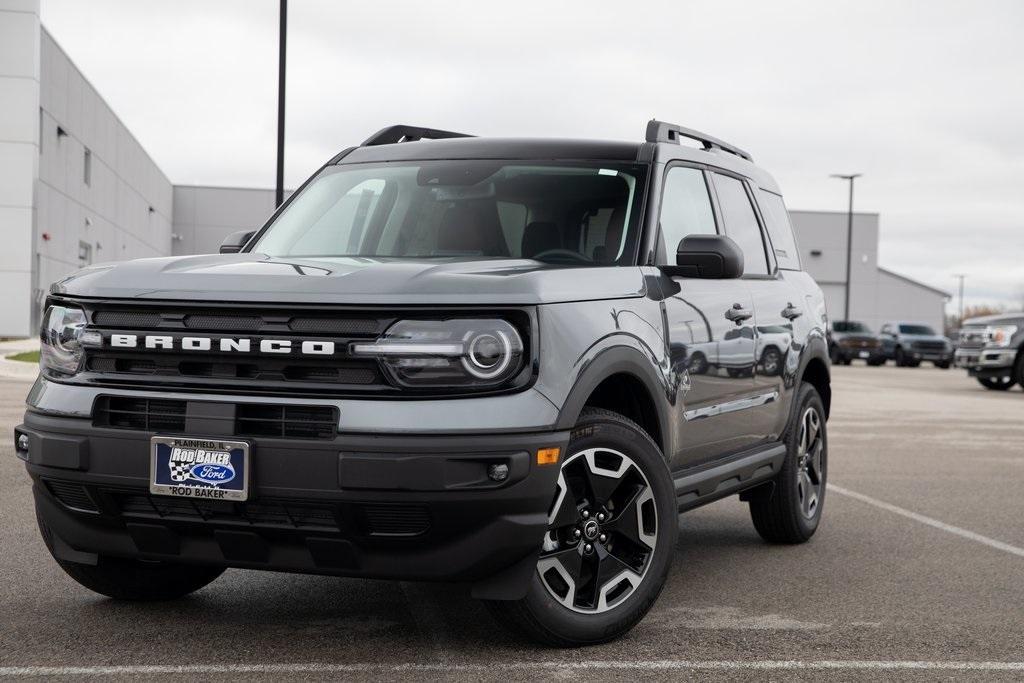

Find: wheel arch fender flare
<box><xmin>554</xmin><ymin>345</ymin><xmax>673</xmax><ymax>457</ymax></box>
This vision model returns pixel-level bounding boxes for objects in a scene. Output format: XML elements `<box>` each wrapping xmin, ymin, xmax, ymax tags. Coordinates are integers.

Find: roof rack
<box><xmin>361</xmin><ymin>125</ymin><xmax>474</xmax><ymax>147</ymax></box>
<box><xmin>645</xmin><ymin>120</ymin><xmax>752</xmax><ymax>162</ymax></box>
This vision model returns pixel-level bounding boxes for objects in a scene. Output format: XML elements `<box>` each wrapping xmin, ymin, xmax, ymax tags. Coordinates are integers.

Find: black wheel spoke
<box><xmin>602</xmin><ymin>485</ymin><xmax>655</xmax><ymax>550</ymax></box>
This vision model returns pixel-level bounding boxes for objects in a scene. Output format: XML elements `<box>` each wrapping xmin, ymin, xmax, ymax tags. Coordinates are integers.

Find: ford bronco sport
<box><xmin>16</xmin><ymin>122</ymin><xmax>831</xmax><ymax>646</ymax></box>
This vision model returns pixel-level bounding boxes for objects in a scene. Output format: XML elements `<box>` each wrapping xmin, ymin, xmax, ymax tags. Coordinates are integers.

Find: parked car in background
<box><xmin>879</xmin><ymin>322</ymin><xmax>954</xmax><ymax>368</ymax></box>
<box><xmin>955</xmin><ymin>312</ymin><xmax>1024</xmax><ymax>390</ymax></box>
<box><xmin>827</xmin><ymin>320</ymin><xmax>885</xmax><ymax>366</ymax></box>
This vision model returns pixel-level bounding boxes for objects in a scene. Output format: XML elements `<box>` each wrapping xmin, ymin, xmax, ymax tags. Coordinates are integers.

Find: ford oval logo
<box><xmin>189</xmin><ymin>462</ymin><xmax>235</xmax><ymax>485</ymax></box>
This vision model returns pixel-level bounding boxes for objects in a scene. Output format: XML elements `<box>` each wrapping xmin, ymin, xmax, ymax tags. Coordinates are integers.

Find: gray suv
<box><xmin>879</xmin><ymin>321</ymin><xmax>954</xmax><ymax>368</ymax></box>
<box><xmin>16</xmin><ymin>122</ymin><xmax>831</xmax><ymax>646</ymax></box>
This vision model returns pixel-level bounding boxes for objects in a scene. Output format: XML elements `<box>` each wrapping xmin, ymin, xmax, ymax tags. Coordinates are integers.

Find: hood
<box><xmin>831</xmin><ymin>331</ymin><xmax>878</xmax><ymax>343</ymax></box>
<box><xmin>899</xmin><ymin>332</ymin><xmax>949</xmax><ymax>342</ymax></box>
<box><xmin>50</xmin><ymin>253</ymin><xmax>649</xmax><ymax>306</ymax></box>
<box><xmin>962</xmin><ymin>312</ymin><xmax>1024</xmax><ymax>327</ymax></box>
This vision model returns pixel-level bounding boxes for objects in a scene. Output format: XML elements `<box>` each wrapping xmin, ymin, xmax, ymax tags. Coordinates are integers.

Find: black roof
<box><xmin>339</xmin><ymin>136</ymin><xmax>647</xmax><ymax>164</ymax></box>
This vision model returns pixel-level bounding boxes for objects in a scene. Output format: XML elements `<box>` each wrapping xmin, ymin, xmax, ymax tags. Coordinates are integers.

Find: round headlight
<box><xmin>464</xmin><ymin>330</ymin><xmax>513</xmax><ymax>379</ymax></box>
<box><xmin>40</xmin><ymin>305</ymin><xmax>89</xmax><ymax>376</ymax></box>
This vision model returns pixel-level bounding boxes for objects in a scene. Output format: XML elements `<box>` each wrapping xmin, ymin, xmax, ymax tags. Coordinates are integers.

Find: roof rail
<box><xmin>362</xmin><ymin>125</ymin><xmax>474</xmax><ymax>147</ymax></box>
<box><xmin>645</xmin><ymin>120</ymin><xmax>752</xmax><ymax>162</ymax></box>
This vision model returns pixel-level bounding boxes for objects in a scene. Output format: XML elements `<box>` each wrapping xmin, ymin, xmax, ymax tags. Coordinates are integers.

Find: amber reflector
<box><xmin>537</xmin><ymin>447</ymin><xmax>560</xmax><ymax>466</ymax></box>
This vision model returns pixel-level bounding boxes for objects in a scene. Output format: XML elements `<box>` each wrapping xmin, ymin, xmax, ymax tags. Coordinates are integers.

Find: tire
<box><xmin>978</xmin><ymin>375</ymin><xmax>1016</xmax><ymax>391</ymax></box>
<box><xmin>760</xmin><ymin>347</ymin><xmax>782</xmax><ymax>376</ymax></box>
<box><xmin>934</xmin><ymin>360</ymin><xmax>950</xmax><ymax>369</ymax></box>
<box><xmin>747</xmin><ymin>382</ymin><xmax>827</xmax><ymax>544</ymax></box>
<box><xmin>39</xmin><ymin>516</ymin><xmax>224</xmax><ymax>600</ymax></box>
<box><xmin>688</xmin><ymin>352</ymin><xmax>708</xmax><ymax>375</ymax></box>
<box><xmin>829</xmin><ymin>346</ymin><xmax>843</xmax><ymax>365</ymax></box>
<box><xmin>894</xmin><ymin>347</ymin><xmax>906</xmax><ymax>367</ymax></box>
<box><xmin>867</xmin><ymin>358</ymin><xmax>885</xmax><ymax>366</ymax></box>
<box><xmin>1015</xmin><ymin>351</ymin><xmax>1024</xmax><ymax>388</ymax></box>
<box><xmin>486</xmin><ymin>408</ymin><xmax>676</xmax><ymax>647</ymax></box>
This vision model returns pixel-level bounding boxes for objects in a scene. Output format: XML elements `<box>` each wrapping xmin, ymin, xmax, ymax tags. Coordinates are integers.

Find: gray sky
<box><xmin>41</xmin><ymin>0</ymin><xmax>1024</xmax><ymax>310</ymax></box>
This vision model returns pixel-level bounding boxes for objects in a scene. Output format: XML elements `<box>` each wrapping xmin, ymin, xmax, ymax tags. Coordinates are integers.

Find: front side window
<box><xmin>658</xmin><ymin>166</ymin><xmax>716</xmax><ymax>260</ymax></box>
<box><xmin>832</xmin><ymin>321</ymin><xmax>871</xmax><ymax>333</ymax></box>
<box><xmin>713</xmin><ymin>174</ymin><xmax>769</xmax><ymax>276</ymax></box>
<box><xmin>252</xmin><ymin>161</ymin><xmax>648</xmax><ymax>266</ymax></box>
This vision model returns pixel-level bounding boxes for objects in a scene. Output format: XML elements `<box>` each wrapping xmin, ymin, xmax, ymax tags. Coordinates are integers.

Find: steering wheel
<box><xmin>530</xmin><ymin>249</ymin><xmax>593</xmax><ymax>264</ymax></box>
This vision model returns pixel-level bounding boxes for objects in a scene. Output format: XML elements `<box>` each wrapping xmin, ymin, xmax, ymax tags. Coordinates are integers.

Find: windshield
<box><xmin>899</xmin><ymin>324</ymin><xmax>936</xmax><ymax>335</ymax></box>
<box><xmin>832</xmin><ymin>321</ymin><xmax>871</xmax><ymax>333</ymax></box>
<box><xmin>251</xmin><ymin>160</ymin><xmax>648</xmax><ymax>265</ymax></box>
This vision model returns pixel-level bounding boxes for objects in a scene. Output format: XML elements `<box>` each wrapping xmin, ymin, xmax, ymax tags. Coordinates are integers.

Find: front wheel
<box><xmin>978</xmin><ymin>375</ymin><xmax>1016</xmax><ymax>391</ymax></box>
<box><xmin>747</xmin><ymin>382</ymin><xmax>827</xmax><ymax>543</ymax></box>
<box><xmin>486</xmin><ymin>408</ymin><xmax>676</xmax><ymax>647</ymax></box>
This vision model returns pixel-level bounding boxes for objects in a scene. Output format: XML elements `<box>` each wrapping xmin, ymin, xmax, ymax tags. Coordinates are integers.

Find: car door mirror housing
<box><xmin>662</xmin><ymin>234</ymin><xmax>745</xmax><ymax>279</ymax></box>
<box><xmin>219</xmin><ymin>230</ymin><xmax>256</xmax><ymax>254</ymax></box>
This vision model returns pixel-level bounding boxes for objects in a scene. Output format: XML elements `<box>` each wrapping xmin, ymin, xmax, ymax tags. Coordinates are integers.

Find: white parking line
<box><xmin>1</xmin><ymin>660</ymin><xmax>1024</xmax><ymax>677</ymax></box>
<box><xmin>828</xmin><ymin>484</ymin><xmax>1024</xmax><ymax>558</ymax></box>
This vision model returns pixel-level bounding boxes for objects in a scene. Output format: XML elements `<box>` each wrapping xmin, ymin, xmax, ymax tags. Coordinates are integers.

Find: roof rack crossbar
<box><xmin>362</xmin><ymin>125</ymin><xmax>474</xmax><ymax>147</ymax></box>
<box><xmin>645</xmin><ymin>120</ymin><xmax>752</xmax><ymax>162</ymax></box>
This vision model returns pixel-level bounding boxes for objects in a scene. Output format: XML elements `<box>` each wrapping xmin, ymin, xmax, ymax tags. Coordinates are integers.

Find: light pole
<box><xmin>830</xmin><ymin>173</ymin><xmax>862</xmax><ymax>321</ymax></box>
<box><xmin>275</xmin><ymin>0</ymin><xmax>287</xmax><ymax>208</ymax></box>
<box><xmin>953</xmin><ymin>274</ymin><xmax>966</xmax><ymax>327</ymax></box>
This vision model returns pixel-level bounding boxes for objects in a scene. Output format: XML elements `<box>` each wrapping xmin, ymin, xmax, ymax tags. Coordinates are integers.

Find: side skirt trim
<box><xmin>673</xmin><ymin>442</ymin><xmax>786</xmax><ymax>512</ymax></box>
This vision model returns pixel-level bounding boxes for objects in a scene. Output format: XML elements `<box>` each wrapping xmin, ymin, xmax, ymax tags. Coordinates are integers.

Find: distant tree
<box><xmin>946</xmin><ymin>303</ymin><xmax>1006</xmax><ymax>335</ymax></box>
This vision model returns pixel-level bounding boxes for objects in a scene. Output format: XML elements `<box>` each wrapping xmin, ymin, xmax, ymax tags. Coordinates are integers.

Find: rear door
<box><xmin>709</xmin><ymin>173</ymin><xmax>792</xmax><ymax>445</ymax></box>
<box><xmin>658</xmin><ymin>165</ymin><xmax>760</xmax><ymax>466</ymax></box>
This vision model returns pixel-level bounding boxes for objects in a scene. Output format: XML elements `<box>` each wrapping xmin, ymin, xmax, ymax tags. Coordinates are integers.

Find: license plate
<box><xmin>150</xmin><ymin>436</ymin><xmax>250</xmax><ymax>501</ymax></box>
<box><xmin>858</xmin><ymin>351</ymin><xmax>870</xmax><ymax>358</ymax></box>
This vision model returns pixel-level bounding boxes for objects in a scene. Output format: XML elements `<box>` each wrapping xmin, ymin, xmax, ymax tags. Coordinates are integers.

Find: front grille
<box><xmin>236</xmin><ymin>404</ymin><xmax>338</xmax><ymax>439</ymax></box>
<box><xmin>959</xmin><ymin>327</ymin><xmax>987</xmax><ymax>350</ymax></box>
<box><xmin>93</xmin><ymin>397</ymin><xmax>187</xmax><ymax>431</ymax></box>
<box><xmin>93</xmin><ymin>396</ymin><xmax>339</xmax><ymax>440</ymax></box>
<box><xmin>114</xmin><ymin>493</ymin><xmax>340</xmax><ymax>530</ymax></box>
<box><xmin>912</xmin><ymin>340</ymin><xmax>947</xmax><ymax>352</ymax></box>
<box><xmin>85</xmin><ymin>353</ymin><xmax>380</xmax><ymax>385</ymax></box>
<box><xmin>356</xmin><ymin>503</ymin><xmax>431</xmax><ymax>537</ymax></box>
<box><xmin>45</xmin><ymin>480</ymin><xmax>99</xmax><ymax>512</ymax></box>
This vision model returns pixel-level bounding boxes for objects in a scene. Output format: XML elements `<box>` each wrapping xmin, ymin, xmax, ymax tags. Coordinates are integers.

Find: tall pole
<box><xmin>275</xmin><ymin>0</ymin><xmax>287</xmax><ymax>208</ymax></box>
<box><xmin>831</xmin><ymin>173</ymin><xmax>862</xmax><ymax>321</ymax></box>
<box><xmin>954</xmin><ymin>274</ymin><xmax>966</xmax><ymax>326</ymax></box>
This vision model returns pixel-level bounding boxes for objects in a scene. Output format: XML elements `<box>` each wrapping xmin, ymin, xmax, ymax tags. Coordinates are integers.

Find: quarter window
<box><xmin>658</xmin><ymin>166</ymin><xmax>716</xmax><ymax>261</ymax></box>
<box><xmin>713</xmin><ymin>174</ymin><xmax>769</xmax><ymax>276</ymax></box>
<box><xmin>757</xmin><ymin>189</ymin><xmax>800</xmax><ymax>270</ymax></box>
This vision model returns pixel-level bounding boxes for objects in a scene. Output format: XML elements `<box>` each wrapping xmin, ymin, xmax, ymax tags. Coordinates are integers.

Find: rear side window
<box><xmin>757</xmin><ymin>190</ymin><xmax>801</xmax><ymax>270</ymax></box>
<box><xmin>712</xmin><ymin>174</ymin><xmax>769</xmax><ymax>276</ymax></box>
<box><xmin>658</xmin><ymin>166</ymin><xmax>717</xmax><ymax>259</ymax></box>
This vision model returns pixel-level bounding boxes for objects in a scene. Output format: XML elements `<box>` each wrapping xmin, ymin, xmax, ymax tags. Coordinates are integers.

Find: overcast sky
<box><xmin>40</xmin><ymin>0</ymin><xmax>1024</xmax><ymax>310</ymax></box>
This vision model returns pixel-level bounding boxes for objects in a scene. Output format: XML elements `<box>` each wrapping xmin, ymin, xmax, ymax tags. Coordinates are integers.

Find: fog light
<box><xmin>488</xmin><ymin>463</ymin><xmax>509</xmax><ymax>482</ymax></box>
<box><xmin>16</xmin><ymin>433</ymin><xmax>30</xmax><ymax>460</ymax></box>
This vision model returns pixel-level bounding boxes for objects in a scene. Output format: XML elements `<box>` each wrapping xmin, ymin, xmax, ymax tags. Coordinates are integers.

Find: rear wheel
<box><xmin>486</xmin><ymin>408</ymin><xmax>675</xmax><ymax>647</ymax></box>
<box><xmin>978</xmin><ymin>375</ymin><xmax>1016</xmax><ymax>391</ymax></box>
<box><xmin>747</xmin><ymin>383</ymin><xmax>827</xmax><ymax>544</ymax></box>
<box><xmin>761</xmin><ymin>347</ymin><xmax>782</xmax><ymax>376</ymax></box>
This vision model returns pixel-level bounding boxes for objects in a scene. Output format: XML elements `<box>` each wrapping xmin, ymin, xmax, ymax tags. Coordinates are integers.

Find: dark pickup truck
<box><xmin>16</xmin><ymin>121</ymin><xmax>831</xmax><ymax>646</ymax></box>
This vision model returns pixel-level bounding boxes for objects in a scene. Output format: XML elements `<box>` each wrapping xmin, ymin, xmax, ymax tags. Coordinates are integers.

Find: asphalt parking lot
<box><xmin>1</xmin><ymin>365</ymin><xmax>1022</xmax><ymax>681</ymax></box>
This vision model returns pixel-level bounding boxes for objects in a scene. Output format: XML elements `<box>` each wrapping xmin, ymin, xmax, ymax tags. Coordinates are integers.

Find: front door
<box><xmin>657</xmin><ymin>165</ymin><xmax>763</xmax><ymax>467</ymax></box>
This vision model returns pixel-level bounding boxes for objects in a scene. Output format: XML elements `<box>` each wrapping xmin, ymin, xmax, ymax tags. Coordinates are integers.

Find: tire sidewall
<box><xmin>518</xmin><ymin>412</ymin><xmax>676</xmax><ymax>644</ymax></box>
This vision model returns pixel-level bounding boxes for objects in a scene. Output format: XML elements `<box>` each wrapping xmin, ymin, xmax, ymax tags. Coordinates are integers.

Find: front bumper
<box><xmin>17</xmin><ymin>408</ymin><xmax>569</xmax><ymax>599</ymax></box>
<box><xmin>835</xmin><ymin>345</ymin><xmax>884</xmax><ymax>362</ymax></box>
<box><xmin>955</xmin><ymin>348</ymin><xmax>1016</xmax><ymax>376</ymax></box>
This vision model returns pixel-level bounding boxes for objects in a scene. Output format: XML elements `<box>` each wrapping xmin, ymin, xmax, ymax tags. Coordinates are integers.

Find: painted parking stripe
<box><xmin>1</xmin><ymin>661</ymin><xmax>1024</xmax><ymax>676</ymax></box>
<box><xmin>829</xmin><ymin>484</ymin><xmax>1024</xmax><ymax>558</ymax></box>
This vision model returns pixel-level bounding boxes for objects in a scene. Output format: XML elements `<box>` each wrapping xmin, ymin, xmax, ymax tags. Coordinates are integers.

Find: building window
<box><xmin>78</xmin><ymin>241</ymin><xmax>93</xmax><ymax>266</ymax></box>
<box><xmin>84</xmin><ymin>148</ymin><xmax>92</xmax><ymax>186</ymax></box>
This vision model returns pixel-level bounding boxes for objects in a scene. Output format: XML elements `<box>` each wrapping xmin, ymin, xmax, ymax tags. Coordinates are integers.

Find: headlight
<box><xmin>39</xmin><ymin>305</ymin><xmax>99</xmax><ymax>376</ymax></box>
<box><xmin>985</xmin><ymin>325</ymin><xmax>1018</xmax><ymax>347</ymax></box>
<box><xmin>350</xmin><ymin>319</ymin><xmax>525</xmax><ymax>388</ymax></box>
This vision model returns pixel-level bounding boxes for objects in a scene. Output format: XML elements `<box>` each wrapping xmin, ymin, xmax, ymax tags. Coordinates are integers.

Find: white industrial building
<box><xmin>1</xmin><ymin>0</ymin><xmax>948</xmax><ymax>338</ymax></box>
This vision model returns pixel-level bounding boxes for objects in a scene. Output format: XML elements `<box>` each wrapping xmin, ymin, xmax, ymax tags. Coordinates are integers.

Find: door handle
<box><xmin>781</xmin><ymin>303</ymin><xmax>803</xmax><ymax>320</ymax></box>
<box><xmin>725</xmin><ymin>303</ymin><xmax>752</xmax><ymax>323</ymax></box>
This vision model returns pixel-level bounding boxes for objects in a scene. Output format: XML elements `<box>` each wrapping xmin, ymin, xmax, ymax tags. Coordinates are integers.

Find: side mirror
<box><xmin>219</xmin><ymin>230</ymin><xmax>255</xmax><ymax>254</ymax></box>
<box><xmin>662</xmin><ymin>234</ymin><xmax>744</xmax><ymax>279</ymax></box>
